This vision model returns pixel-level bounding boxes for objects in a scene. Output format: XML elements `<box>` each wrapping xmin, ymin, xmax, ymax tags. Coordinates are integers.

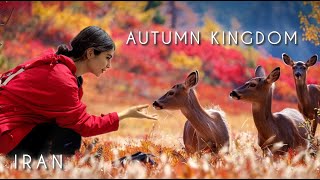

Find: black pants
<box><xmin>7</xmin><ymin>123</ymin><xmax>81</xmax><ymax>159</ymax></box>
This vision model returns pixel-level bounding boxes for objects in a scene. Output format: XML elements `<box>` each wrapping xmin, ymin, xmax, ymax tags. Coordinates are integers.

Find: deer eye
<box><xmin>168</xmin><ymin>91</ymin><xmax>175</xmax><ymax>96</ymax></box>
<box><xmin>249</xmin><ymin>83</ymin><xmax>256</xmax><ymax>87</ymax></box>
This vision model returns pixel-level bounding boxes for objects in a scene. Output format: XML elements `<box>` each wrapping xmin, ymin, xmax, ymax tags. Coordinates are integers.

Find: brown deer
<box><xmin>282</xmin><ymin>53</ymin><xmax>320</xmax><ymax>138</ymax></box>
<box><xmin>152</xmin><ymin>70</ymin><xmax>230</xmax><ymax>154</ymax></box>
<box><xmin>230</xmin><ymin>66</ymin><xmax>309</xmax><ymax>155</ymax></box>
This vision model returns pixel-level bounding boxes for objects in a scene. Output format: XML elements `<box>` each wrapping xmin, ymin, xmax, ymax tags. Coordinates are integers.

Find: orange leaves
<box><xmin>2</xmin><ymin>1</ymin><xmax>317</xmax><ymax>106</ymax></box>
<box><xmin>2</xmin><ymin>33</ymin><xmax>49</xmax><ymax>65</ymax></box>
<box><xmin>169</xmin><ymin>52</ymin><xmax>202</xmax><ymax>71</ymax></box>
<box><xmin>1</xmin><ymin>132</ymin><xmax>320</xmax><ymax>178</ymax></box>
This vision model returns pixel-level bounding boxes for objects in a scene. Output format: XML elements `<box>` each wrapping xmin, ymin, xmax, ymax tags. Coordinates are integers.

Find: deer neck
<box><xmin>252</xmin><ymin>86</ymin><xmax>276</xmax><ymax>139</ymax></box>
<box><xmin>295</xmin><ymin>80</ymin><xmax>312</xmax><ymax>114</ymax></box>
<box><xmin>180</xmin><ymin>89</ymin><xmax>214</xmax><ymax>139</ymax></box>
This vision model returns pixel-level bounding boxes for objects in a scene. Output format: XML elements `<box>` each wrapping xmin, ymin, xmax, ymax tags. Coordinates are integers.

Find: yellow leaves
<box><xmin>113</xmin><ymin>40</ymin><xmax>123</xmax><ymax>51</ymax></box>
<box><xmin>138</xmin><ymin>9</ymin><xmax>157</xmax><ymax>25</ymax></box>
<box><xmin>32</xmin><ymin>2</ymin><xmax>59</xmax><ymax>22</ymax></box>
<box><xmin>299</xmin><ymin>1</ymin><xmax>320</xmax><ymax>46</ymax></box>
<box><xmin>109</xmin><ymin>1</ymin><xmax>157</xmax><ymax>27</ymax></box>
<box><xmin>98</xmin><ymin>16</ymin><xmax>114</xmax><ymax>32</ymax></box>
<box><xmin>109</xmin><ymin>1</ymin><xmax>150</xmax><ymax>20</ymax></box>
<box><xmin>200</xmin><ymin>15</ymin><xmax>244</xmax><ymax>51</ymax></box>
<box><xmin>110</xmin><ymin>1</ymin><xmax>148</xmax><ymax>12</ymax></box>
<box><xmin>201</xmin><ymin>16</ymin><xmax>224</xmax><ymax>42</ymax></box>
<box><xmin>169</xmin><ymin>52</ymin><xmax>202</xmax><ymax>71</ymax></box>
<box><xmin>31</xmin><ymin>2</ymin><xmax>160</xmax><ymax>40</ymax></box>
<box><xmin>55</xmin><ymin>9</ymin><xmax>99</xmax><ymax>31</ymax></box>
<box><xmin>0</xmin><ymin>53</ymin><xmax>8</xmax><ymax>72</ymax></box>
<box><xmin>32</xmin><ymin>2</ymin><xmax>112</xmax><ymax>35</ymax></box>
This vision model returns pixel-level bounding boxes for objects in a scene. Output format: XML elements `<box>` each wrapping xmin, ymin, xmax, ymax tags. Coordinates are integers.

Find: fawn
<box><xmin>153</xmin><ymin>70</ymin><xmax>230</xmax><ymax>154</ymax></box>
<box><xmin>282</xmin><ymin>53</ymin><xmax>320</xmax><ymax>138</ymax></box>
<box><xmin>230</xmin><ymin>66</ymin><xmax>309</xmax><ymax>155</ymax></box>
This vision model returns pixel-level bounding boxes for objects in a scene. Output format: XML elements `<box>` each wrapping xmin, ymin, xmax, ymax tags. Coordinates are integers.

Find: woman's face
<box><xmin>87</xmin><ymin>48</ymin><xmax>115</xmax><ymax>77</ymax></box>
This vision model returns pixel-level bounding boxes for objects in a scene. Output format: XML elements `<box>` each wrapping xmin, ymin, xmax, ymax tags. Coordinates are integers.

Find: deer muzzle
<box><xmin>152</xmin><ymin>101</ymin><xmax>163</xmax><ymax>110</ymax></box>
<box><xmin>230</xmin><ymin>91</ymin><xmax>241</xmax><ymax>100</ymax></box>
<box><xmin>294</xmin><ymin>72</ymin><xmax>302</xmax><ymax>79</ymax></box>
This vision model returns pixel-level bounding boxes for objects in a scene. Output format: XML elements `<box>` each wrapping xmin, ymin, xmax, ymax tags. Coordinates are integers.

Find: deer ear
<box><xmin>185</xmin><ymin>70</ymin><xmax>199</xmax><ymax>89</ymax></box>
<box><xmin>282</xmin><ymin>53</ymin><xmax>294</xmax><ymax>66</ymax></box>
<box><xmin>266</xmin><ymin>67</ymin><xmax>280</xmax><ymax>84</ymax></box>
<box><xmin>306</xmin><ymin>54</ymin><xmax>318</xmax><ymax>67</ymax></box>
<box><xmin>255</xmin><ymin>65</ymin><xmax>266</xmax><ymax>77</ymax></box>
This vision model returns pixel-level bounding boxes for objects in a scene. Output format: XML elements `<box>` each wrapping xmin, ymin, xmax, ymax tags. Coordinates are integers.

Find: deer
<box><xmin>152</xmin><ymin>70</ymin><xmax>230</xmax><ymax>154</ymax></box>
<box><xmin>282</xmin><ymin>53</ymin><xmax>320</xmax><ymax>138</ymax></box>
<box><xmin>230</xmin><ymin>66</ymin><xmax>309</xmax><ymax>155</ymax></box>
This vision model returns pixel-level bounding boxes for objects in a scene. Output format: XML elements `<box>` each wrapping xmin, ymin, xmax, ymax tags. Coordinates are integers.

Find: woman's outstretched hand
<box><xmin>118</xmin><ymin>104</ymin><xmax>158</xmax><ymax>121</ymax></box>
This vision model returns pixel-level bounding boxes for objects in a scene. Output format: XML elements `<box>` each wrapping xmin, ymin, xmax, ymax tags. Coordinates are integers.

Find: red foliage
<box><xmin>257</xmin><ymin>56</ymin><xmax>320</xmax><ymax>101</ymax></box>
<box><xmin>0</xmin><ymin>2</ymin><xmax>32</xmax><ymax>11</ymax></box>
<box><xmin>171</xmin><ymin>40</ymin><xmax>247</xmax><ymax>86</ymax></box>
<box><xmin>2</xmin><ymin>2</ymin><xmax>318</xmax><ymax>105</ymax></box>
<box><xmin>2</xmin><ymin>33</ymin><xmax>50</xmax><ymax>63</ymax></box>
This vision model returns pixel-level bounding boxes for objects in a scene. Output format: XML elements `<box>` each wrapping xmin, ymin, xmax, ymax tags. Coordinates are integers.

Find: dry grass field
<box><xmin>1</xmin><ymin>97</ymin><xmax>320</xmax><ymax>178</ymax></box>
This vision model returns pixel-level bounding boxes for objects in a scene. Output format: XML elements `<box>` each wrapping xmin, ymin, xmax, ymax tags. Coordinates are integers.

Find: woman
<box><xmin>0</xmin><ymin>26</ymin><xmax>158</xmax><ymax>158</ymax></box>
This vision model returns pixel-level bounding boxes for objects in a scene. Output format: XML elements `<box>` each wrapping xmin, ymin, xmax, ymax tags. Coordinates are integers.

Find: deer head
<box><xmin>230</xmin><ymin>66</ymin><xmax>280</xmax><ymax>102</ymax></box>
<box><xmin>282</xmin><ymin>53</ymin><xmax>318</xmax><ymax>82</ymax></box>
<box><xmin>153</xmin><ymin>70</ymin><xmax>199</xmax><ymax>110</ymax></box>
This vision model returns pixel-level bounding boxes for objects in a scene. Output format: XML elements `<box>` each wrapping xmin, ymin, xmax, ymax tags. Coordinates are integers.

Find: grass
<box><xmin>1</xmin><ymin>101</ymin><xmax>320</xmax><ymax>178</ymax></box>
<box><xmin>1</xmin><ymin>83</ymin><xmax>320</xmax><ymax>178</ymax></box>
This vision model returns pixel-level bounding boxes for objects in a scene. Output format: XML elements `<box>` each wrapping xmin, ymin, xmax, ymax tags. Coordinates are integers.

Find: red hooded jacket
<box><xmin>0</xmin><ymin>49</ymin><xmax>119</xmax><ymax>154</ymax></box>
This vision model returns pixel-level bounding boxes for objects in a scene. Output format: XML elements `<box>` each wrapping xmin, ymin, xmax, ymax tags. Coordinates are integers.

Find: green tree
<box><xmin>152</xmin><ymin>10</ymin><xmax>165</xmax><ymax>25</ymax></box>
<box><xmin>144</xmin><ymin>1</ymin><xmax>162</xmax><ymax>11</ymax></box>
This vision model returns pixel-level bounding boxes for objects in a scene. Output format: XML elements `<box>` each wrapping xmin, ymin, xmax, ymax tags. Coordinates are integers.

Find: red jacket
<box><xmin>0</xmin><ymin>49</ymin><xmax>119</xmax><ymax>154</ymax></box>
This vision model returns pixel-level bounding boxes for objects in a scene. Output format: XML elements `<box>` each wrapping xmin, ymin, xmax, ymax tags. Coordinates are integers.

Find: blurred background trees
<box><xmin>0</xmin><ymin>1</ymin><xmax>319</xmax><ymax>107</ymax></box>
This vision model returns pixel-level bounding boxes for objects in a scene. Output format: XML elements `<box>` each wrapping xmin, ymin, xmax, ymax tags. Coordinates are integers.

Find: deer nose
<box><xmin>230</xmin><ymin>91</ymin><xmax>236</xmax><ymax>97</ymax></box>
<box><xmin>295</xmin><ymin>72</ymin><xmax>301</xmax><ymax>78</ymax></box>
<box><xmin>152</xmin><ymin>101</ymin><xmax>163</xmax><ymax>109</ymax></box>
<box><xmin>152</xmin><ymin>101</ymin><xmax>159</xmax><ymax>107</ymax></box>
<box><xmin>230</xmin><ymin>91</ymin><xmax>240</xmax><ymax>100</ymax></box>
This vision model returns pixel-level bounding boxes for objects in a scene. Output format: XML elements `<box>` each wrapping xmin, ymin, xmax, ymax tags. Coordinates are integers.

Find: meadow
<box><xmin>1</xmin><ymin>81</ymin><xmax>319</xmax><ymax>178</ymax></box>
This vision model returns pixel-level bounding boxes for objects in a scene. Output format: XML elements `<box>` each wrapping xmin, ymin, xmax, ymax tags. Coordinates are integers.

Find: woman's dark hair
<box><xmin>56</xmin><ymin>26</ymin><xmax>115</xmax><ymax>61</ymax></box>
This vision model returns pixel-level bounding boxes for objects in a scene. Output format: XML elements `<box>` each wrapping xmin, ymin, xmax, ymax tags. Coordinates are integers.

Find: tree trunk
<box><xmin>169</xmin><ymin>1</ymin><xmax>176</xmax><ymax>29</ymax></box>
<box><xmin>60</xmin><ymin>1</ymin><xmax>64</xmax><ymax>11</ymax></box>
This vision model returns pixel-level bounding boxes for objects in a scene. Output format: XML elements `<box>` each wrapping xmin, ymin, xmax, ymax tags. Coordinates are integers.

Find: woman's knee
<box><xmin>50</xmin><ymin>127</ymin><xmax>82</xmax><ymax>155</ymax></box>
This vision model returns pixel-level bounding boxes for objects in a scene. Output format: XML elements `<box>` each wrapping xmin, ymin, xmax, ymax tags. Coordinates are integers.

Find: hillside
<box><xmin>1</xmin><ymin>2</ymin><xmax>319</xmax><ymax>107</ymax></box>
<box><xmin>187</xmin><ymin>1</ymin><xmax>317</xmax><ymax>60</ymax></box>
